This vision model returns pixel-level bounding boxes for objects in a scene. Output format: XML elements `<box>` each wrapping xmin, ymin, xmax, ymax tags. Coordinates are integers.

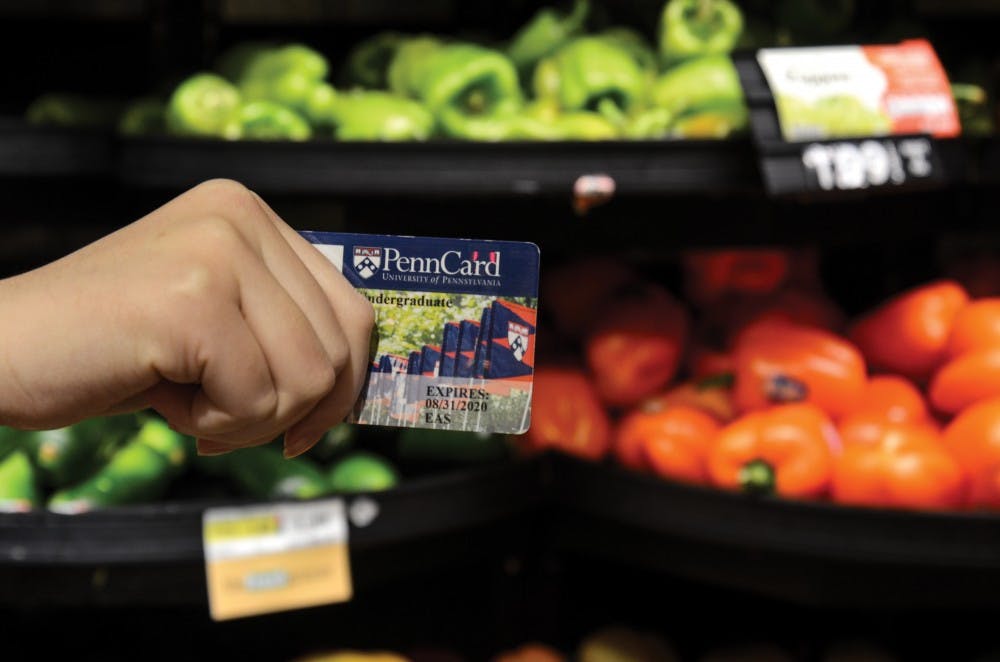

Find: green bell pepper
<box><xmin>624</xmin><ymin>107</ymin><xmax>674</xmax><ymax>139</ymax></box>
<box><xmin>671</xmin><ymin>103</ymin><xmax>748</xmax><ymax>138</ymax></box>
<box><xmin>0</xmin><ymin>450</ymin><xmax>40</xmax><ymax>513</ymax></box>
<box><xmin>308</xmin><ymin>424</ymin><xmax>357</xmax><ymax>462</ymax></box>
<box><xmin>238</xmin><ymin>44</ymin><xmax>333</xmax><ymax>123</ymax></box>
<box><xmin>214</xmin><ymin>41</ymin><xmax>276</xmax><ymax>82</ymax></box>
<box><xmin>0</xmin><ymin>426</ymin><xmax>23</xmax><ymax>461</ymax></box>
<box><xmin>651</xmin><ymin>54</ymin><xmax>744</xmax><ymax>117</ymax></box>
<box><xmin>211</xmin><ymin>445</ymin><xmax>329</xmax><ymax>500</ymax></box>
<box><xmin>597</xmin><ymin>28</ymin><xmax>657</xmax><ymax>73</ymax></box>
<box><xmin>118</xmin><ymin>97</ymin><xmax>166</xmax><ymax>136</ymax></box>
<box><xmin>332</xmin><ymin>91</ymin><xmax>435</xmax><ymax>141</ymax></box>
<box><xmin>411</xmin><ymin>44</ymin><xmax>524</xmax><ymax>140</ymax></box>
<box><xmin>238</xmin><ymin>100</ymin><xmax>312</xmax><ymax>141</ymax></box>
<box><xmin>26</xmin><ymin>414</ymin><xmax>137</xmax><ymax>488</ymax></box>
<box><xmin>659</xmin><ymin>0</ymin><xmax>743</xmax><ymax>62</ymax></box>
<box><xmin>166</xmin><ymin>73</ymin><xmax>243</xmax><ymax>139</ymax></box>
<box><xmin>25</xmin><ymin>94</ymin><xmax>122</xmax><ymax>129</ymax></box>
<box><xmin>342</xmin><ymin>31</ymin><xmax>405</xmax><ymax>89</ymax></box>
<box><xmin>952</xmin><ymin>83</ymin><xmax>994</xmax><ymax>136</ymax></box>
<box><xmin>553</xmin><ymin>112</ymin><xmax>620</xmax><ymax>140</ymax></box>
<box><xmin>535</xmin><ymin>37</ymin><xmax>644</xmax><ymax>123</ymax></box>
<box><xmin>506</xmin><ymin>0</ymin><xmax>589</xmax><ymax>74</ymax></box>
<box><xmin>387</xmin><ymin>36</ymin><xmax>444</xmax><ymax>98</ymax></box>
<box><xmin>329</xmin><ymin>452</ymin><xmax>399</xmax><ymax>493</ymax></box>
<box><xmin>48</xmin><ymin>419</ymin><xmax>187</xmax><ymax>513</ymax></box>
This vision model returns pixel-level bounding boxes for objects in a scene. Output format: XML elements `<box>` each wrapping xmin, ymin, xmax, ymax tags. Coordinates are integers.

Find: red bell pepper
<box><xmin>733</xmin><ymin>318</ymin><xmax>866</xmax><ymax>419</ymax></box>
<box><xmin>849</xmin><ymin>280</ymin><xmax>969</xmax><ymax>383</ymax></box>
<box><xmin>832</xmin><ymin>423</ymin><xmax>964</xmax><ymax>510</ymax></box>
<box><xmin>930</xmin><ymin>348</ymin><xmax>1000</xmax><ymax>415</ymax></box>
<box><xmin>521</xmin><ymin>367</ymin><xmax>611</xmax><ymax>461</ymax></box>
<box><xmin>614</xmin><ymin>403</ymin><xmax>720</xmax><ymax>481</ymax></box>
<box><xmin>585</xmin><ymin>285</ymin><xmax>689</xmax><ymax>408</ymax></box>
<box><xmin>943</xmin><ymin>396</ymin><xmax>1000</xmax><ymax>508</ymax></box>
<box><xmin>947</xmin><ymin>298</ymin><xmax>1000</xmax><ymax>359</ymax></box>
<box><xmin>708</xmin><ymin>403</ymin><xmax>839</xmax><ymax>499</ymax></box>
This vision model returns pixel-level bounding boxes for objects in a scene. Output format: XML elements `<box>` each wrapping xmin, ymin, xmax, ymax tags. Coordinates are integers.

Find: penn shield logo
<box><xmin>353</xmin><ymin>246</ymin><xmax>382</xmax><ymax>279</ymax></box>
<box><xmin>507</xmin><ymin>321</ymin><xmax>529</xmax><ymax>362</ymax></box>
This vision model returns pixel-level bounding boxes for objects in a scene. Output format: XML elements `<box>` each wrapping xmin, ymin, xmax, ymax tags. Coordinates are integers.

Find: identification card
<box><xmin>302</xmin><ymin>232</ymin><xmax>540</xmax><ymax>434</ymax></box>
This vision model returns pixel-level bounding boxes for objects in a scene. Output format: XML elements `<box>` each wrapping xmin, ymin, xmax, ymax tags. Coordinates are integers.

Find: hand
<box><xmin>0</xmin><ymin>179</ymin><xmax>375</xmax><ymax>457</ymax></box>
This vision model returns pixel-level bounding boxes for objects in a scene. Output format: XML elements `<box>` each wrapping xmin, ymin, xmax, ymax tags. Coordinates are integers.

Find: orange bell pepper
<box><xmin>733</xmin><ymin>319</ymin><xmax>866</xmax><ymax>419</ymax></box>
<box><xmin>708</xmin><ymin>403</ymin><xmax>838</xmax><ymax>499</ymax></box>
<box><xmin>929</xmin><ymin>348</ymin><xmax>1000</xmax><ymax>415</ymax></box>
<box><xmin>832</xmin><ymin>423</ymin><xmax>964</xmax><ymax>510</ymax></box>
<box><xmin>947</xmin><ymin>298</ymin><xmax>1000</xmax><ymax>358</ymax></box>
<box><xmin>522</xmin><ymin>367</ymin><xmax>611</xmax><ymax>461</ymax></box>
<box><xmin>615</xmin><ymin>404</ymin><xmax>720</xmax><ymax>482</ymax></box>
<box><xmin>849</xmin><ymin>280</ymin><xmax>969</xmax><ymax>383</ymax></box>
<box><xmin>839</xmin><ymin>413</ymin><xmax>939</xmax><ymax>447</ymax></box>
<box><xmin>585</xmin><ymin>285</ymin><xmax>689</xmax><ymax>408</ymax></box>
<box><xmin>644</xmin><ymin>375</ymin><xmax>737</xmax><ymax>424</ymax></box>
<box><xmin>943</xmin><ymin>397</ymin><xmax>1000</xmax><ymax>508</ymax></box>
<box><xmin>845</xmin><ymin>375</ymin><xmax>929</xmax><ymax>425</ymax></box>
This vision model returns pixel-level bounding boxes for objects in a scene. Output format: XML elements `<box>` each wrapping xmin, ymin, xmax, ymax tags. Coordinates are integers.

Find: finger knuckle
<box><xmin>192</xmin><ymin>179</ymin><xmax>270</xmax><ymax>231</ymax></box>
<box><xmin>307</xmin><ymin>360</ymin><xmax>338</xmax><ymax>401</ymax></box>
<box><xmin>194</xmin><ymin>178</ymin><xmax>256</xmax><ymax>207</ymax></box>
<box><xmin>246</xmin><ymin>387</ymin><xmax>279</xmax><ymax>423</ymax></box>
<box><xmin>352</xmin><ymin>293</ymin><xmax>377</xmax><ymax>333</ymax></box>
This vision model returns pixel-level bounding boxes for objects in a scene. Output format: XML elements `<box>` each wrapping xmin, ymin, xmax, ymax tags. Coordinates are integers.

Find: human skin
<box><xmin>0</xmin><ymin>179</ymin><xmax>374</xmax><ymax>458</ymax></box>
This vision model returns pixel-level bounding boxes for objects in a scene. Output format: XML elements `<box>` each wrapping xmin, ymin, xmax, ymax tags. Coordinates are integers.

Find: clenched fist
<box><xmin>0</xmin><ymin>179</ymin><xmax>374</xmax><ymax>458</ymax></box>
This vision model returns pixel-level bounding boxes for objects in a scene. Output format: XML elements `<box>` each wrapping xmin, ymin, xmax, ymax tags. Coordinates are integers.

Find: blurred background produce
<box><xmin>19</xmin><ymin>0</ymin><xmax>998</xmax><ymax>142</ymax></box>
<box><xmin>4</xmin><ymin>1</ymin><xmax>1000</xmax><ymax>661</ymax></box>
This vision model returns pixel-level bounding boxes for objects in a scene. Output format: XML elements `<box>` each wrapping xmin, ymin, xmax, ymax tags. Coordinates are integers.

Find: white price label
<box><xmin>800</xmin><ymin>138</ymin><xmax>935</xmax><ymax>191</ymax></box>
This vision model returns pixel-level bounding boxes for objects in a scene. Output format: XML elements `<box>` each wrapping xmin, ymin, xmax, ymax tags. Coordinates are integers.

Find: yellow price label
<box><xmin>204</xmin><ymin>515</ymin><xmax>279</xmax><ymax>543</ymax></box>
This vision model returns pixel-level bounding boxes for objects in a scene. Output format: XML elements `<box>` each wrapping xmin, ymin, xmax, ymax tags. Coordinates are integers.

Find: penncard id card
<box><xmin>301</xmin><ymin>231</ymin><xmax>540</xmax><ymax>434</ymax></box>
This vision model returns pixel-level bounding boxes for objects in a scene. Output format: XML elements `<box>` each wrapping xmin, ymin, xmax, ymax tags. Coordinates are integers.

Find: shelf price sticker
<box><xmin>757</xmin><ymin>39</ymin><xmax>959</xmax><ymax>142</ymax></box>
<box><xmin>737</xmin><ymin>39</ymin><xmax>956</xmax><ymax>196</ymax></box>
<box><xmin>202</xmin><ymin>499</ymin><xmax>351</xmax><ymax>621</ymax></box>
<box><xmin>801</xmin><ymin>136</ymin><xmax>937</xmax><ymax>192</ymax></box>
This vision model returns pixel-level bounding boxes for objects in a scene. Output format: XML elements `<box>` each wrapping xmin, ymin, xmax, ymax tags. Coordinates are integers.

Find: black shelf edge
<box><xmin>0</xmin><ymin>459</ymin><xmax>542</xmax><ymax>565</ymax></box>
<box><xmin>116</xmin><ymin>136</ymin><xmax>762</xmax><ymax>196</ymax></box>
<box><xmin>0</xmin><ymin>121</ymin><xmax>113</xmax><ymax>177</ymax></box>
<box><xmin>549</xmin><ymin>455</ymin><xmax>1000</xmax><ymax>569</ymax></box>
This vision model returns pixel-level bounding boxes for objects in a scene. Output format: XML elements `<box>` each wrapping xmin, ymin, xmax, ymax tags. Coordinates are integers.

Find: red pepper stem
<box><xmin>739</xmin><ymin>458</ymin><xmax>776</xmax><ymax>495</ymax></box>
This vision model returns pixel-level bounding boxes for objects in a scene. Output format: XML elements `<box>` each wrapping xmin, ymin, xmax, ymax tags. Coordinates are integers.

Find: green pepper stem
<box><xmin>566</xmin><ymin>0</ymin><xmax>590</xmax><ymax>31</ymax></box>
<box><xmin>739</xmin><ymin>459</ymin><xmax>776</xmax><ymax>496</ymax></box>
<box><xmin>596</xmin><ymin>97</ymin><xmax>626</xmax><ymax>126</ymax></box>
<box><xmin>697</xmin><ymin>0</ymin><xmax>714</xmax><ymax>22</ymax></box>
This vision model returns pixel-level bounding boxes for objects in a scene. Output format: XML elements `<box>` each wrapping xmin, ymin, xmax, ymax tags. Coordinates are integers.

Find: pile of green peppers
<box><xmin>26</xmin><ymin>1</ymin><xmax>999</xmax><ymax>141</ymax></box>
<box><xmin>0</xmin><ymin>414</ymin><xmax>415</xmax><ymax>513</ymax></box>
<box><xmin>26</xmin><ymin>0</ymin><xmax>753</xmax><ymax>142</ymax></box>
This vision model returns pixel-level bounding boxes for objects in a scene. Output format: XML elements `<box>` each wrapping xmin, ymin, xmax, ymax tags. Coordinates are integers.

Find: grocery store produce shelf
<box><xmin>0</xmin><ymin>458</ymin><xmax>542</xmax><ymax>565</ymax></box>
<box><xmin>116</xmin><ymin>136</ymin><xmax>762</xmax><ymax>196</ymax></box>
<box><xmin>5</xmin><ymin>454</ymin><xmax>1000</xmax><ymax>608</ymax></box>
<box><xmin>0</xmin><ymin>120</ymin><xmax>113</xmax><ymax>177</ymax></box>
<box><xmin>548</xmin><ymin>455</ymin><xmax>1000</xmax><ymax>607</ymax></box>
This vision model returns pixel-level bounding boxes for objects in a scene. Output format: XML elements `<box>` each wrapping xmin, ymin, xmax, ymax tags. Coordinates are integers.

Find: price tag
<box><xmin>800</xmin><ymin>136</ymin><xmax>937</xmax><ymax>192</ymax></box>
<box><xmin>734</xmin><ymin>39</ymin><xmax>955</xmax><ymax>197</ymax></box>
<box><xmin>203</xmin><ymin>499</ymin><xmax>351</xmax><ymax>621</ymax></box>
